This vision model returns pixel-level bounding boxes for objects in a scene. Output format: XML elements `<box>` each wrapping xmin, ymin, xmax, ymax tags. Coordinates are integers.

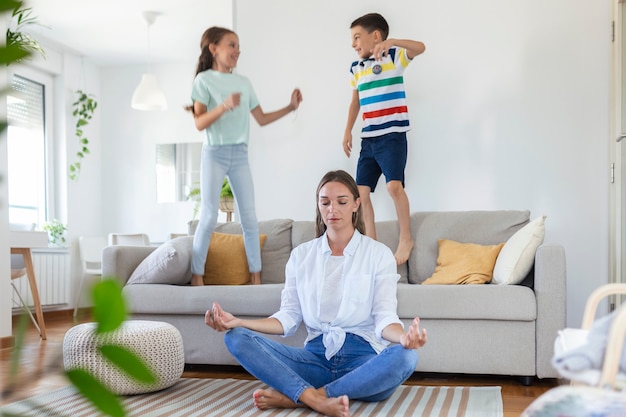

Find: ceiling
<box><xmin>21</xmin><ymin>0</ymin><xmax>233</xmax><ymax>66</ymax></box>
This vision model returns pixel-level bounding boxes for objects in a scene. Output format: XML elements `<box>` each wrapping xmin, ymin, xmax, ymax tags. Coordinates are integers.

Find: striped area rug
<box><xmin>1</xmin><ymin>378</ymin><xmax>503</xmax><ymax>417</ymax></box>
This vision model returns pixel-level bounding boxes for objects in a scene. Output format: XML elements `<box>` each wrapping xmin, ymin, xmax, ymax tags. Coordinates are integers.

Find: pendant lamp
<box><xmin>131</xmin><ymin>11</ymin><xmax>167</xmax><ymax>111</ymax></box>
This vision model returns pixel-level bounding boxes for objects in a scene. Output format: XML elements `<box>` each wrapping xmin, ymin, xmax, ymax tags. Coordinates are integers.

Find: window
<box><xmin>7</xmin><ymin>67</ymin><xmax>54</xmax><ymax>227</ymax></box>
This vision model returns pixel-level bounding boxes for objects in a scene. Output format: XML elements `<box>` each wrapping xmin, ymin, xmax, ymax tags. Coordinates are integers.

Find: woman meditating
<box><xmin>205</xmin><ymin>170</ymin><xmax>427</xmax><ymax>417</ymax></box>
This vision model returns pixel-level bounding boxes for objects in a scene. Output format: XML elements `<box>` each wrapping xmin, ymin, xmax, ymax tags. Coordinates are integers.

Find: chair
<box><xmin>10</xmin><ymin>253</ymin><xmax>42</xmax><ymax>336</ymax></box>
<box><xmin>522</xmin><ymin>284</ymin><xmax>626</xmax><ymax>416</ymax></box>
<box><xmin>74</xmin><ymin>236</ymin><xmax>107</xmax><ymax>317</ymax></box>
<box><xmin>107</xmin><ymin>233</ymin><xmax>150</xmax><ymax>246</ymax></box>
<box><xmin>552</xmin><ymin>283</ymin><xmax>626</xmax><ymax>390</ymax></box>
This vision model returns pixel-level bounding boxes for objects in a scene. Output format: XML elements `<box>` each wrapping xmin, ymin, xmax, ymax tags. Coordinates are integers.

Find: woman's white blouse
<box><xmin>271</xmin><ymin>230</ymin><xmax>402</xmax><ymax>359</ymax></box>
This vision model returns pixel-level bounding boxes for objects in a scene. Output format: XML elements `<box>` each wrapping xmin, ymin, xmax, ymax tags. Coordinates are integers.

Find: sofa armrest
<box><xmin>534</xmin><ymin>243</ymin><xmax>567</xmax><ymax>378</ymax></box>
<box><xmin>102</xmin><ymin>245</ymin><xmax>157</xmax><ymax>287</ymax></box>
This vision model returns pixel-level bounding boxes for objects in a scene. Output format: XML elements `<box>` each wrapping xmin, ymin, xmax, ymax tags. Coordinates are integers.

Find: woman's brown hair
<box><xmin>315</xmin><ymin>170</ymin><xmax>366</xmax><ymax>237</ymax></box>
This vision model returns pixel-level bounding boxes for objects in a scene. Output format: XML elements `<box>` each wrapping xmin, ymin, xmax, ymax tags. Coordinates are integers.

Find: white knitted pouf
<box><xmin>63</xmin><ymin>320</ymin><xmax>185</xmax><ymax>395</ymax></box>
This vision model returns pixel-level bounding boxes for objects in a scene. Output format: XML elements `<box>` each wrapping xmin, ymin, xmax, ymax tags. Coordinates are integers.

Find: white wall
<box><xmin>100</xmin><ymin>63</ymin><xmax>210</xmax><ymax>243</ymax></box>
<box><xmin>233</xmin><ymin>0</ymin><xmax>611</xmax><ymax>327</ymax></box>
<box><xmin>57</xmin><ymin>0</ymin><xmax>610</xmax><ymax>329</ymax></box>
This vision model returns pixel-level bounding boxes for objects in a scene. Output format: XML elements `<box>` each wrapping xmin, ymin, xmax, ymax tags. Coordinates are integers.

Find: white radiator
<box><xmin>12</xmin><ymin>249</ymin><xmax>71</xmax><ymax>309</ymax></box>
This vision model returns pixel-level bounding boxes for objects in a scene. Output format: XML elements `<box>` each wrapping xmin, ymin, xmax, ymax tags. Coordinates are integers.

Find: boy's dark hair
<box><xmin>350</xmin><ymin>13</ymin><xmax>389</xmax><ymax>40</ymax></box>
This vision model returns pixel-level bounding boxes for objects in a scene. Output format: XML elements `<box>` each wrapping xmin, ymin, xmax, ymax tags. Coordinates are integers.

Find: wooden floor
<box><xmin>1</xmin><ymin>311</ymin><xmax>560</xmax><ymax>416</ymax></box>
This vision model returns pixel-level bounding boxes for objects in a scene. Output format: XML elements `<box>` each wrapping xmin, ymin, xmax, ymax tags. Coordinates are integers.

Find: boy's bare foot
<box><xmin>394</xmin><ymin>238</ymin><xmax>414</xmax><ymax>265</ymax></box>
<box><xmin>249</xmin><ymin>271</ymin><xmax>261</xmax><ymax>285</ymax></box>
<box><xmin>253</xmin><ymin>389</ymin><xmax>302</xmax><ymax>409</ymax></box>
<box><xmin>191</xmin><ymin>274</ymin><xmax>204</xmax><ymax>286</ymax></box>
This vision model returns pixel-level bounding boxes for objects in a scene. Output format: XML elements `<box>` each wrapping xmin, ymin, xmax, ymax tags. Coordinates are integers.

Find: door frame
<box><xmin>610</xmin><ymin>0</ymin><xmax>625</xmax><ymax>308</ymax></box>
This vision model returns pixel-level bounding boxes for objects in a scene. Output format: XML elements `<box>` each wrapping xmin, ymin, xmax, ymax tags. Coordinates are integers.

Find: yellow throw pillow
<box><xmin>422</xmin><ymin>239</ymin><xmax>505</xmax><ymax>285</ymax></box>
<box><xmin>203</xmin><ymin>232</ymin><xmax>267</xmax><ymax>285</ymax></box>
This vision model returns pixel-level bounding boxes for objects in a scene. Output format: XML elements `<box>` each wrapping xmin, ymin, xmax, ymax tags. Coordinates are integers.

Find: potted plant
<box><xmin>186</xmin><ymin>178</ymin><xmax>234</xmax><ymax>221</ymax></box>
<box><xmin>42</xmin><ymin>219</ymin><xmax>67</xmax><ymax>247</ymax></box>
<box><xmin>219</xmin><ymin>177</ymin><xmax>234</xmax><ymax>215</ymax></box>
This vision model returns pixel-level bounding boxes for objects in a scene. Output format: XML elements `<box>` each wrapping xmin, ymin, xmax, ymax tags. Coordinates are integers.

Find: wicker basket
<box><xmin>219</xmin><ymin>196</ymin><xmax>234</xmax><ymax>213</ymax></box>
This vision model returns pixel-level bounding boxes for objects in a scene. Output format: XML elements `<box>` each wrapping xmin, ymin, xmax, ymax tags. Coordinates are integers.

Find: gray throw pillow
<box><xmin>127</xmin><ymin>237</ymin><xmax>193</xmax><ymax>285</ymax></box>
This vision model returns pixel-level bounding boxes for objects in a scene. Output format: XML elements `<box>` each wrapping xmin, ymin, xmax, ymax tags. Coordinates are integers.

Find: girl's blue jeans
<box><xmin>224</xmin><ymin>328</ymin><xmax>418</xmax><ymax>404</ymax></box>
<box><xmin>192</xmin><ymin>144</ymin><xmax>261</xmax><ymax>275</ymax></box>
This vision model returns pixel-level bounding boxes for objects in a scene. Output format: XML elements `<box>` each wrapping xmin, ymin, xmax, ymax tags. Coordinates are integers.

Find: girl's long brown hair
<box><xmin>315</xmin><ymin>170</ymin><xmax>366</xmax><ymax>237</ymax></box>
<box><xmin>184</xmin><ymin>26</ymin><xmax>236</xmax><ymax>114</ymax></box>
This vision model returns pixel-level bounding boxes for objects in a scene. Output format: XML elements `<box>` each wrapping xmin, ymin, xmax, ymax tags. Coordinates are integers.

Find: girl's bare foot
<box><xmin>394</xmin><ymin>238</ymin><xmax>414</xmax><ymax>265</ymax></box>
<box><xmin>249</xmin><ymin>271</ymin><xmax>261</xmax><ymax>285</ymax></box>
<box><xmin>191</xmin><ymin>274</ymin><xmax>204</xmax><ymax>286</ymax></box>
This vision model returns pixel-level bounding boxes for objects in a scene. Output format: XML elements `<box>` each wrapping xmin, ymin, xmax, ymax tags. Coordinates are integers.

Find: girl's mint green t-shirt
<box><xmin>191</xmin><ymin>70</ymin><xmax>260</xmax><ymax>146</ymax></box>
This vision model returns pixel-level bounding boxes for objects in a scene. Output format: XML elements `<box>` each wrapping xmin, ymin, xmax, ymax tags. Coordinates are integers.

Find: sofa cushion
<box><xmin>188</xmin><ymin>219</ymin><xmax>293</xmax><ymax>284</ymax></box>
<box><xmin>214</xmin><ymin>219</ymin><xmax>293</xmax><ymax>284</ymax></box>
<box><xmin>123</xmin><ymin>283</ymin><xmax>286</xmax><ymax>316</ymax></box>
<box><xmin>127</xmin><ymin>237</ymin><xmax>192</xmax><ymax>285</ymax></box>
<box><xmin>409</xmin><ymin>210</ymin><xmax>530</xmax><ymax>284</ymax></box>
<box><xmin>396</xmin><ymin>283</ymin><xmax>537</xmax><ymax>321</ymax></box>
<box><xmin>291</xmin><ymin>221</ymin><xmax>316</xmax><ymax>248</ymax></box>
<box><xmin>374</xmin><ymin>219</ymin><xmax>409</xmax><ymax>283</ymax></box>
<box><xmin>493</xmin><ymin>215</ymin><xmax>546</xmax><ymax>285</ymax></box>
<box><xmin>204</xmin><ymin>232</ymin><xmax>267</xmax><ymax>285</ymax></box>
<box><xmin>422</xmin><ymin>239</ymin><xmax>504</xmax><ymax>285</ymax></box>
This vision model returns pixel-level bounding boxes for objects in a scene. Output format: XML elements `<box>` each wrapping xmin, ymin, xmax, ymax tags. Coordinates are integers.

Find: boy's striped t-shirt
<box><xmin>349</xmin><ymin>46</ymin><xmax>412</xmax><ymax>138</ymax></box>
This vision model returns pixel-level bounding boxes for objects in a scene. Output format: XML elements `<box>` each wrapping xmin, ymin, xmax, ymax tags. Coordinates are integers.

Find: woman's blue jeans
<box><xmin>191</xmin><ymin>144</ymin><xmax>261</xmax><ymax>275</ymax></box>
<box><xmin>224</xmin><ymin>328</ymin><xmax>418</xmax><ymax>404</ymax></box>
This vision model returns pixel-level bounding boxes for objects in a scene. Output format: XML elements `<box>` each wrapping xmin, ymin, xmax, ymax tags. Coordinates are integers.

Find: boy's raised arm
<box><xmin>374</xmin><ymin>39</ymin><xmax>426</xmax><ymax>60</ymax></box>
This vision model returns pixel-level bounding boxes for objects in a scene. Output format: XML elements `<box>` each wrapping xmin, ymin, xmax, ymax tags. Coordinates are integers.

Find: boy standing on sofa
<box><xmin>342</xmin><ymin>12</ymin><xmax>425</xmax><ymax>265</ymax></box>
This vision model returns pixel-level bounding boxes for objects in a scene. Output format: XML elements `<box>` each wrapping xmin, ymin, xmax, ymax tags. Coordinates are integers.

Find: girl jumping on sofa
<box><xmin>186</xmin><ymin>26</ymin><xmax>302</xmax><ymax>286</ymax></box>
<box><xmin>205</xmin><ymin>170</ymin><xmax>427</xmax><ymax>417</ymax></box>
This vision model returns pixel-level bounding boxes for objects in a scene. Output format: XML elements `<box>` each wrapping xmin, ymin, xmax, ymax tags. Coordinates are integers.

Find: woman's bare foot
<box><xmin>249</xmin><ymin>271</ymin><xmax>261</xmax><ymax>285</ymax></box>
<box><xmin>191</xmin><ymin>274</ymin><xmax>204</xmax><ymax>286</ymax></box>
<box><xmin>394</xmin><ymin>238</ymin><xmax>414</xmax><ymax>265</ymax></box>
<box><xmin>253</xmin><ymin>387</ymin><xmax>349</xmax><ymax>417</ymax></box>
<box><xmin>253</xmin><ymin>389</ymin><xmax>302</xmax><ymax>409</ymax></box>
<box><xmin>300</xmin><ymin>388</ymin><xmax>350</xmax><ymax>417</ymax></box>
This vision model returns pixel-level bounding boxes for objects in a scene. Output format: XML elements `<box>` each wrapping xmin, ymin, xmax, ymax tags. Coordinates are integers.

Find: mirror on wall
<box><xmin>156</xmin><ymin>142</ymin><xmax>202</xmax><ymax>203</ymax></box>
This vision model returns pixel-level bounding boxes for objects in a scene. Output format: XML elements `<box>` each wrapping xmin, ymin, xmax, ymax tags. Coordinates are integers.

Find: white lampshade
<box><xmin>131</xmin><ymin>73</ymin><xmax>167</xmax><ymax>111</ymax></box>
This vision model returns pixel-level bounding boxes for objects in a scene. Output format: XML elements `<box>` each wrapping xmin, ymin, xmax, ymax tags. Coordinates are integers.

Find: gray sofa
<box><xmin>102</xmin><ymin>210</ymin><xmax>566</xmax><ymax>383</ymax></box>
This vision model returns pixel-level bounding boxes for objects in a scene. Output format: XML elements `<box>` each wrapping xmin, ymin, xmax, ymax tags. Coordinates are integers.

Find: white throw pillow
<box><xmin>492</xmin><ymin>215</ymin><xmax>546</xmax><ymax>285</ymax></box>
<box><xmin>127</xmin><ymin>237</ymin><xmax>193</xmax><ymax>285</ymax></box>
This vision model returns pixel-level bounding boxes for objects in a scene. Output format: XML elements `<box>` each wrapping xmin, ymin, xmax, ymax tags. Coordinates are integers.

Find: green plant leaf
<box><xmin>65</xmin><ymin>368</ymin><xmax>125</xmax><ymax>417</ymax></box>
<box><xmin>0</xmin><ymin>0</ymin><xmax>22</xmax><ymax>13</ymax></box>
<box><xmin>0</xmin><ymin>44</ymin><xmax>30</xmax><ymax>65</ymax></box>
<box><xmin>99</xmin><ymin>345</ymin><xmax>157</xmax><ymax>384</ymax></box>
<box><xmin>92</xmin><ymin>279</ymin><xmax>127</xmax><ymax>334</ymax></box>
<box><xmin>69</xmin><ymin>89</ymin><xmax>97</xmax><ymax>181</ymax></box>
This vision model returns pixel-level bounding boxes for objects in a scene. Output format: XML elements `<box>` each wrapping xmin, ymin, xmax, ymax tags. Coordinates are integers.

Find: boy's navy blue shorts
<box><xmin>356</xmin><ymin>131</ymin><xmax>407</xmax><ymax>192</ymax></box>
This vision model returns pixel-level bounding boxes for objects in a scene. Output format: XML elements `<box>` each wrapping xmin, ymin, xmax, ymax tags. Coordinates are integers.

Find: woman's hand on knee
<box><xmin>400</xmin><ymin>317</ymin><xmax>427</xmax><ymax>350</ymax></box>
<box><xmin>205</xmin><ymin>302</ymin><xmax>237</xmax><ymax>332</ymax></box>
